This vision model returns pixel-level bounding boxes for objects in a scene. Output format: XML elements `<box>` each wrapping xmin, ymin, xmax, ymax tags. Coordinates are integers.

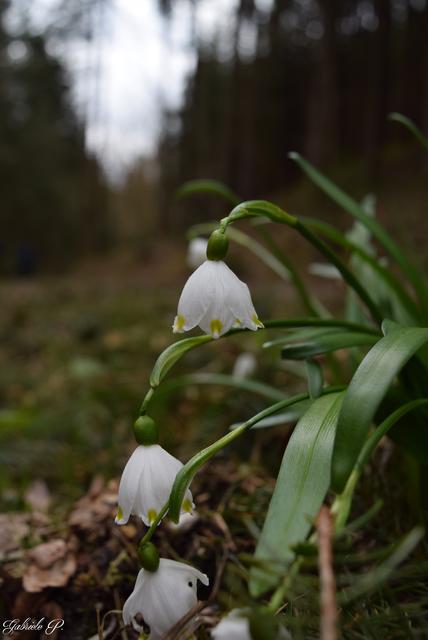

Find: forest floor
<box><xmin>0</xmin><ymin>251</ymin><xmax>427</xmax><ymax>639</ymax></box>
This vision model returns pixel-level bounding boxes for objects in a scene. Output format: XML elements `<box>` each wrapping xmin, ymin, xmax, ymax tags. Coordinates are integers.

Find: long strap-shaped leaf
<box><xmin>331</xmin><ymin>325</ymin><xmax>428</xmax><ymax>492</ymax></box>
<box><xmin>250</xmin><ymin>392</ymin><xmax>344</xmax><ymax>596</ymax></box>
<box><xmin>290</xmin><ymin>153</ymin><xmax>428</xmax><ymax>315</ymax></box>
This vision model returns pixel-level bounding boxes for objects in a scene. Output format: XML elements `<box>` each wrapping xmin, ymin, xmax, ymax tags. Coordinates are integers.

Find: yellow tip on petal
<box><xmin>182</xmin><ymin>498</ymin><xmax>192</xmax><ymax>513</ymax></box>
<box><xmin>210</xmin><ymin>318</ymin><xmax>223</xmax><ymax>338</ymax></box>
<box><xmin>173</xmin><ymin>314</ymin><xmax>186</xmax><ymax>332</ymax></box>
<box><xmin>252</xmin><ymin>314</ymin><xmax>264</xmax><ymax>328</ymax></box>
<box><xmin>116</xmin><ymin>506</ymin><xmax>124</xmax><ymax>521</ymax></box>
<box><xmin>147</xmin><ymin>508</ymin><xmax>157</xmax><ymax>524</ymax></box>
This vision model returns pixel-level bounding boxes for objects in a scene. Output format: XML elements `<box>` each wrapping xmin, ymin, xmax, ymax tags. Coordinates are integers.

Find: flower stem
<box><xmin>139</xmin><ymin>502</ymin><xmax>169</xmax><ymax>546</ymax></box>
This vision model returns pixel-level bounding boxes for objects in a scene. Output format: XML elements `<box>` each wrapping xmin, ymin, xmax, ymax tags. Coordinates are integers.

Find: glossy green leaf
<box><xmin>149</xmin><ymin>335</ymin><xmax>212</xmax><ymax>387</ymax></box>
<box><xmin>389</xmin><ymin>112</ymin><xmax>428</xmax><ymax>152</ymax></box>
<box><xmin>305</xmin><ymin>359</ymin><xmax>324</xmax><ymax>398</ymax></box>
<box><xmin>281</xmin><ymin>331</ymin><xmax>378</xmax><ymax>360</ymax></box>
<box><xmin>332</xmin><ymin>325</ymin><xmax>428</xmax><ymax>492</ymax></box>
<box><xmin>250</xmin><ymin>392</ymin><xmax>344</xmax><ymax>596</ymax></box>
<box><xmin>176</xmin><ymin>179</ymin><xmax>240</xmax><ymax>205</ymax></box>
<box><xmin>289</xmin><ymin>152</ymin><xmax>428</xmax><ymax>314</ymax></box>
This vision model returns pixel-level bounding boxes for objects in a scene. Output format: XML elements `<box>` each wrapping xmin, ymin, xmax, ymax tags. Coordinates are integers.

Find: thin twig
<box><xmin>316</xmin><ymin>506</ymin><xmax>339</xmax><ymax>640</ymax></box>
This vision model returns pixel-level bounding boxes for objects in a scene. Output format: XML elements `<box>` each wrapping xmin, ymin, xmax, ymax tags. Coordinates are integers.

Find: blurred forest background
<box><xmin>1</xmin><ymin>0</ymin><xmax>428</xmax><ymax>273</ymax></box>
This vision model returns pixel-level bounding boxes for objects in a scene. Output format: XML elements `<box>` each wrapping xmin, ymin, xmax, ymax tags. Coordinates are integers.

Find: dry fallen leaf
<box><xmin>69</xmin><ymin>476</ymin><xmax>118</xmax><ymax>533</ymax></box>
<box><xmin>23</xmin><ymin>539</ymin><xmax>77</xmax><ymax>593</ymax></box>
<box><xmin>0</xmin><ymin>513</ymin><xmax>30</xmax><ymax>555</ymax></box>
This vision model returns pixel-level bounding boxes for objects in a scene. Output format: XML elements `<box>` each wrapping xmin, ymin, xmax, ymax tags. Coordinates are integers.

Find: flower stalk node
<box><xmin>206</xmin><ymin>229</ymin><xmax>229</xmax><ymax>260</ymax></box>
<box><xmin>133</xmin><ymin>415</ymin><xmax>159</xmax><ymax>445</ymax></box>
<box><xmin>137</xmin><ymin>541</ymin><xmax>160</xmax><ymax>572</ymax></box>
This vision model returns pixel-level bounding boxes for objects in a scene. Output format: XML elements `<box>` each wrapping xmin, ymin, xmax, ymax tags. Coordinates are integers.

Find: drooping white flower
<box><xmin>123</xmin><ymin>558</ymin><xmax>209</xmax><ymax>638</ymax></box>
<box><xmin>211</xmin><ymin>609</ymin><xmax>252</xmax><ymax>640</ymax></box>
<box><xmin>187</xmin><ymin>237</ymin><xmax>208</xmax><ymax>268</ymax></box>
<box><xmin>233</xmin><ymin>352</ymin><xmax>257</xmax><ymax>379</ymax></box>
<box><xmin>173</xmin><ymin>260</ymin><xmax>263</xmax><ymax>339</ymax></box>
<box><xmin>115</xmin><ymin>445</ymin><xmax>193</xmax><ymax>527</ymax></box>
<box><xmin>211</xmin><ymin>608</ymin><xmax>291</xmax><ymax>640</ymax></box>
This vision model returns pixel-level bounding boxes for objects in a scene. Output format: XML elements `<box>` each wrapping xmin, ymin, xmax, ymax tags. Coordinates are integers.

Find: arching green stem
<box><xmin>221</xmin><ymin>201</ymin><xmax>384</xmax><ymax>325</ymax></box>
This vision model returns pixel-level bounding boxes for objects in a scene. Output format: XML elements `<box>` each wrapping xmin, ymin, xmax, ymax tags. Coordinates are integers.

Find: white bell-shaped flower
<box><xmin>123</xmin><ymin>558</ymin><xmax>209</xmax><ymax>638</ymax></box>
<box><xmin>173</xmin><ymin>260</ymin><xmax>263</xmax><ymax>339</ymax></box>
<box><xmin>211</xmin><ymin>609</ymin><xmax>252</xmax><ymax>640</ymax></box>
<box><xmin>115</xmin><ymin>444</ymin><xmax>193</xmax><ymax>527</ymax></box>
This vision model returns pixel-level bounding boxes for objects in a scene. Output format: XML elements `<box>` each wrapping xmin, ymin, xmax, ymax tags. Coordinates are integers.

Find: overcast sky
<box><xmin>7</xmin><ymin>0</ymin><xmax>258</xmax><ymax>179</ymax></box>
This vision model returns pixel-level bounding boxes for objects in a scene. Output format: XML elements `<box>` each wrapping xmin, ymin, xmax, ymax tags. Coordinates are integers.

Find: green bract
<box><xmin>137</xmin><ymin>542</ymin><xmax>160</xmax><ymax>572</ymax></box>
<box><xmin>206</xmin><ymin>229</ymin><xmax>229</xmax><ymax>260</ymax></box>
<box><xmin>133</xmin><ymin>415</ymin><xmax>159</xmax><ymax>445</ymax></box>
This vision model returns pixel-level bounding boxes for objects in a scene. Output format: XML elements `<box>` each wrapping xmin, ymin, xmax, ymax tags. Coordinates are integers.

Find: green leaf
<box><xmin>281</xmin><ymin>331</ymin><xmax>379</xmax><ymax>360</ymax></box>
<box><xmin>303</xmin><ymin>217</ymin><xmax>421</xmax><ymax>323</ymax></box>
<box><xmin>305</xmin><ymin>359</ymin><xmax>324</xmax><ymax>398</ymax></box>
<box><xmin>389</xmin><ymin>112</ymin><xmax>428</xmax><ymax>152</ymax></box>
<box><xmin>237</xmin><ymin>401</ymin><xmax>310</xmax><ymax>429</ymax></box>
<box><xmin>250</xmin><ymin>392</ymin><xmax>344</xmax><ymax>596</ymax></box>
<box><xmin>289</xmin><ymin>152</ymin><xmax>428</xmax><ymax>314</ymax></box>
<box><xmin>176</xmin><ymin>179</ymin><xmax>240</xmax><ymax>205</ymax></box>
<box><xmin>149</xmin><ymin>336</ymin><xmax>212</xmax><ymax>387</ymax></box>
<box><xmin>331</xmin><ymin>325</ymin><xmax>428</xmax><ymax>492</ymax></box>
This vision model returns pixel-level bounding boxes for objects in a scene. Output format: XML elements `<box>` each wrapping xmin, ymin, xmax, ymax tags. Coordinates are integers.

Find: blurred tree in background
<box><xmin>158</xmin><ymin>0</ymin><xmax>428</xmax><ymax>230</ymax></box>
<box><xmin>0</xmin><ymin>1</ymin><xmax>110</xmax><ymax>274</ymax></box>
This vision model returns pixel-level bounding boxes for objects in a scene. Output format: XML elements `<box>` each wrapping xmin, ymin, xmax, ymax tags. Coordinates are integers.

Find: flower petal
<box><xmin>174</xmin><ymin>261</ymin><xmax>215</xmax><ymax>332</ymax></box>
<box><xmin>116</xmin><ymin>446</ymin><xmax>146</xmax><ymax>524</ymax></box>
<box><xmin>122</xmin><ymin>569</ymin><xmax>147</xmax><ymax>625</ymax></box>
<box><xmin>137</xmin><ymin>445</ymin><xmax>191</xmax><ymax>526</ymax></box>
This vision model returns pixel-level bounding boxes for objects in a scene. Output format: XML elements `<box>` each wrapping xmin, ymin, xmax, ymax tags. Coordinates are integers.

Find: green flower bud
<box><xmin>138</xmin><ymin>542</ymin><xmax>160</xmax><ymax>572</ymax></box>
<box><xmin>206</xmin><ymin>229</ymin><xmax>229</xmax><ymax>261</ymax></box>
<box><xmin>249</xmin><ymin>608</ymin><xmax>280</xmax><ymax>640</ymax></box>
<box><xmin>133</xmin><ymin>416</ymin><xmax>159</xmax><ymax>445</ymax></box>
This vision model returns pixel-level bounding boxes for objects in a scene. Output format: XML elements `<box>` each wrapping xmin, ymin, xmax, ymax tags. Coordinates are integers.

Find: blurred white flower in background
<box><xmin>211</xmin><ymin>609</ymin><xmax>252</xmax><ymax>640</ymax></box>
<box><xmin>232</xmin><ymin>352</ymin><xmax>257</xmax><ymax>378</ymax></box>
<box><xmin>187</xmin><ymin>237</ymin><xmax>208</xmax><ymax>268</ymax></box>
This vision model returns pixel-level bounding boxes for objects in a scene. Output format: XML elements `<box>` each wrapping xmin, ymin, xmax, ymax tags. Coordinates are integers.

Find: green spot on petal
<box><xmin>175</xmin><ymin>314</ymin><xmax>186</xmax><ymax>331</ymax></box>
<box><xmin>210</xmin><ymin>319</ymin><xmax>223</xmax><ymax>337</ymax></box>
<box><xmin>148</xmin><ymin>508</ymin><xmax>157</xmax><ymax>524</ymax></box>
<box><xmin>117</xmin><ymin>506</ymin><xmax>124</xmax><ymax>521</ymax></box>
<box><xmin>183</xmin><ymin>499</ymin><xmax>192</xmax><ymax>513</ymax></box>
<box><xmin>252</xmin><ymin>314</ymin><xmax>264</xmax><ymax>328</ymax></box>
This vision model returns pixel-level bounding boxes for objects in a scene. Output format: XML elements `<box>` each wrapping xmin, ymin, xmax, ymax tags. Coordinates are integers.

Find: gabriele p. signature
<box><xmin>2</xmin><ymin>618</ymin><xmax>64</xmax><ymax>636</ymax></box>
